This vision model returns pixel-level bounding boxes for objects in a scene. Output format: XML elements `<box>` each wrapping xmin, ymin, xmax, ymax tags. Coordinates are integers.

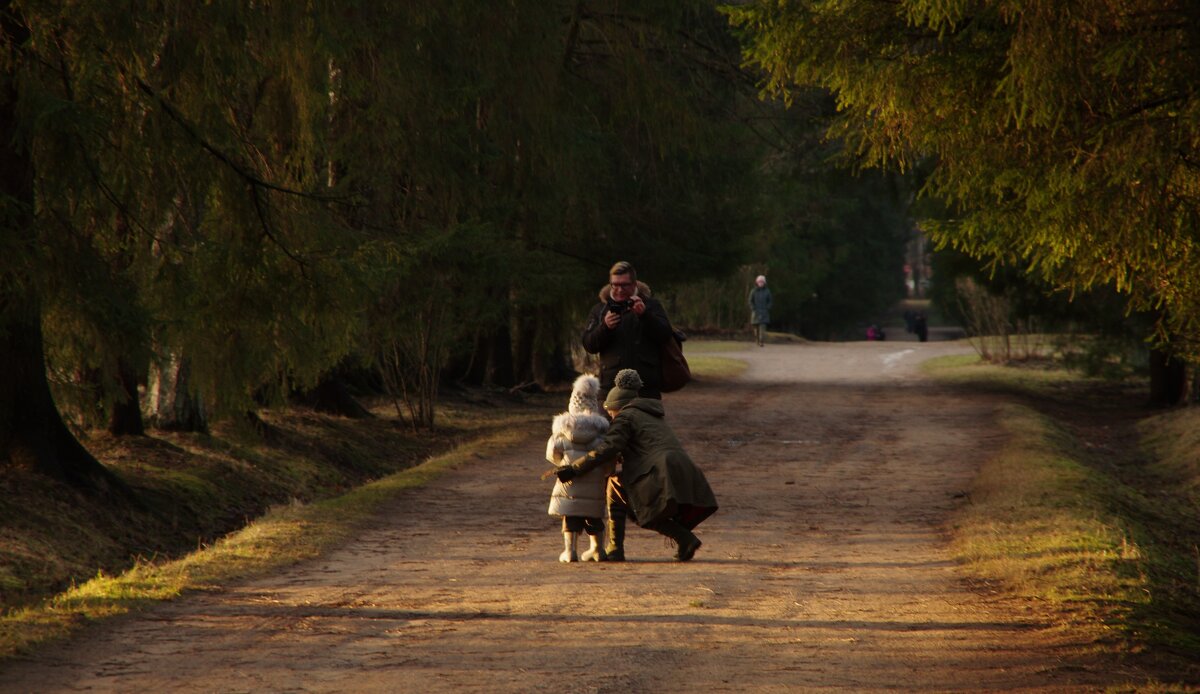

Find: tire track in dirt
<box><xmin>1</xmin><ymin>342</ymin><xmax>1119</xmax><ymax>692</ymax></box>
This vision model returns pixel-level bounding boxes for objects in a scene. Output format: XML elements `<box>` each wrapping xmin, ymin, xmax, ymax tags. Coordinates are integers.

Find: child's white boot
<box><xmin>580</xmin><ymin>532</ymin><xmax>607</xmax><ymax>562</ymax></box>
<box><xmin>559</xmin><ymin>531</ymin><xmax>579</xmax><ymax>563</ymax></box>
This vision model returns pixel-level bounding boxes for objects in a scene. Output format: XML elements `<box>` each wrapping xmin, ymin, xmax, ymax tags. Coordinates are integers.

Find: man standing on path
<box><xmin>914</xmin><ymin>312</ymin><xmax>929</xmax><ymax>342</ymax></box>
<box><xmin>749</xmin><ymin>274</ymin><xmax>772</xmax><ymax>347</ymax></box>
<box><xmin>580</xmin><ymin>260</ymin><xmax>675</xmax><ymax>560</ymax></box>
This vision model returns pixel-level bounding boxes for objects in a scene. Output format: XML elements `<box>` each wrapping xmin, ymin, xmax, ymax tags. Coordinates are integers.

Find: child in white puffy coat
<box><xmin>546</xmin><ymin>374</ymin><xmax>614</xmax><ymax>562</ymax></box>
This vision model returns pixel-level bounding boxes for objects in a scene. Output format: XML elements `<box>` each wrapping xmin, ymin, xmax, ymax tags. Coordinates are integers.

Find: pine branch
<box><xmin>50</xmin><ymin>36</ymin><xmax>177</xmax><ymax>252</ymax></box>
<box><xmin>111</xmin><ymin>63</ymin><xmax>328</xmax><ymax>271</ymax></box>
<box><xmin>562</xmin><ymin>1</ymin><xmax>585</xmax><ymax>72</ymax></box>
<box><xmin>121</xmin><ymin>65</ymin><xmax>346</xmax><ymax>206</ymax></box>
<box><xmin>250</xmin><ymin>183</ymin><xmax>309</xmax><ymax>274</ymax></box>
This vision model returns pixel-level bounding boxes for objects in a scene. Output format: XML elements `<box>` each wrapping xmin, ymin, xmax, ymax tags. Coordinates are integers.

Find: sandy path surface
<box><xmin>2</xmin><ymin>342</ymin><xmax>1119</xmax><ymax>692</ymax></box>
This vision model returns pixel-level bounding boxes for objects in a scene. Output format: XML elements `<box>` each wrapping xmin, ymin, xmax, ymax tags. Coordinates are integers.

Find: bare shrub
<box><xmin>955</xmin><ymin>278</ymin><xmax>1046</xmax><ymax>363</ymax></box>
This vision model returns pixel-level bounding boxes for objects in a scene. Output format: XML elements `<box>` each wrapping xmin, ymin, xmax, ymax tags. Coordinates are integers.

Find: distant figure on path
<box><xmin>546</xmin><ymin>375</ymin><xmax>613</xmax><ymax>563</ymax></box>
<box><xmin>748</xmin><ymin>274</ymin><xmax>772</xmax><ymax>347</ymax></box>
<box><xmin>555</xmin><ymin>369</ymin><xmax>717</xmax><ymax>562</ymax></box>
<box><xmin>580</xmin><ymin>260</ymin><xmax>675</xmax><ymax>560</ymax></box>
<box><xmin>914</xmin><ymin>312</ymin><xmax>929</xmax><ymax>342</ymax></box>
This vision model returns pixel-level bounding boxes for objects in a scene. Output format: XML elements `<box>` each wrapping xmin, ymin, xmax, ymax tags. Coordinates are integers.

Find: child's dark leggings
<box><xmin>563</xmin><ymin>515</ymin><xmax>603</xmax><ymax>535</ymax></box>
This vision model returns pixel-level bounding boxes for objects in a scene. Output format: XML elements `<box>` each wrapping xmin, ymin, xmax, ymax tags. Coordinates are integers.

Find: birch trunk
<box><xmin>145</xmin><ymin>354</ymin><xmax>208</xmax><ymax>432</ymax></box>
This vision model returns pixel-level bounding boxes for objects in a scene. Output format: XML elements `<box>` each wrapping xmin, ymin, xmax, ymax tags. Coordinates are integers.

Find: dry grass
<box><xmin>683</xmin><ymin>340</ymin><xmax>749</xmax><ymax>380</ymax></box>
<box><xmin>1139</xmin><ymin>408</ymin><xmax>1200</xmax><ymax>498</ymax></box>
<box><xmin>0</xmin><ymin>385</ymin><xmax>558</xmax><ymax>660</ymax></box>
<box><xmin>0</xmin><ymin>426</ymin><xmax>534</xmax><ymax>660</ymax></box>
<box><xmin>681</xmin><ymin>339</ymin><xmax>744</xmax><ymax>353</ymax></box>
<box><xmin>950</xmin><ymin>403</ymin><xmax>1147</xmax><ymax>630</ymax></box>
<box><xmin>926</xmin><ymin>355</ymin><xmax>1200</xmax><ymax>680</ymax></box>
<box><xmin>686</xmin><ymin>355</ymin><xmax>748</xmax><ymax>379</ymax></box>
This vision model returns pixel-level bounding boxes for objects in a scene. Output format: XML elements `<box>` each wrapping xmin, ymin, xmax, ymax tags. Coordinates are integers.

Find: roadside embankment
<box><xmin>927</xmin><ymin>355</ymin><xmax>1200</xmax><ymax>682</ymax></box>
<box><xmin>0</xmin><ymin>393</ymin><xmax>556</xmax><ymax>660</ymax></box>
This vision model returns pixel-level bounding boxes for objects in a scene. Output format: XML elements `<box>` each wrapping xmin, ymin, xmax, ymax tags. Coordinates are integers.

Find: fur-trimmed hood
<box><xmin>551</xmin><ymin>411</ymin><xmax>609</xmax><ymax>445</ymax></box>
<box><xmin>598</xmin><ymin>280</ymin><xmax>652</xmax><ymax>302</ymax></box>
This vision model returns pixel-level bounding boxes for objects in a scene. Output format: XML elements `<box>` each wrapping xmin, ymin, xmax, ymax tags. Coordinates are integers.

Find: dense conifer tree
<box><xmin>728</xmin><ymin>0</ymin><xmax>1200</xmax><ymax>359</ymax></box>
<box><xmin>1</xmin><ymin>2</ymin><xmax>777</xmax><ymax>476</ymax></box>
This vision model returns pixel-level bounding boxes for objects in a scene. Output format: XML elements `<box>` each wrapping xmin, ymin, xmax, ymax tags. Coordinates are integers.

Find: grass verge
<box><xmin>925</xmin><ymin>355</ymin><xmax>1200</xmax><ymax>682</ymax></box>
<box><xmin>949</xmin><ymin>402</ymin><xmax>1148</xmax><ymax>633</ymax></box>
<box><xmin>682</xmin><ymin>339</ymin><xmax>745</xmax><ymax>353</ymax></box>
<box><xmin>0</xmin><ymin>425</ymin><xmax>532</xmax><ymax>661</ymax></box>
<box><xmin>684</xmin><ymin>339</ymin><xmax>750</xmax><ymax>381</ymax></box>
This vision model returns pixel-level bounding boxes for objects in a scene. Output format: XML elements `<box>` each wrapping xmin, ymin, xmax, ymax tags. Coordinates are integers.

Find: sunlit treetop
<box><xmin>727</xmin><ymin>0</ymin><xmax>1200</xmax><ymax>355</ymax></box>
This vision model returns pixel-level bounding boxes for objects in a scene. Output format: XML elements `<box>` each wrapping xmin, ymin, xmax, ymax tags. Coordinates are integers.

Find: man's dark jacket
<box><xmin>580</xmin><ymin>281</ymin><xmax>673</xmax><ymax>398</ymax></box>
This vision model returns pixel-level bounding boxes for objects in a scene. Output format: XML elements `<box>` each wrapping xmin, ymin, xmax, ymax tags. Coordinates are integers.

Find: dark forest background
<box><xmin>4</xmin><ymin>1</ymin><xmax>1198</xmax><ymax>494</ymax></box>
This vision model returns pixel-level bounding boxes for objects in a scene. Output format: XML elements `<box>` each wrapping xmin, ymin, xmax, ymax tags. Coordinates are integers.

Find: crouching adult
<box><xmin>556</xmin><ymin>369</ymin><xmax>717</xmax><ymax>561</ymax></box>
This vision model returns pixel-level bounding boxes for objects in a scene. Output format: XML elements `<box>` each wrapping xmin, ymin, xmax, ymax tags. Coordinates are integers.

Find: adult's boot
<box><xmin>654</xmin><ymin>519</ymin><xmax>701</xmax><ymax>562</ymax></box>
<box><xmin>605</xmin><ymin>479</ymin><xmax>630</xmax><ymax>561</ymax></box>
<box><xmin>604</xmin><ymin>513</ymin><xmax>626</xmax><ymax>562</ymax></box>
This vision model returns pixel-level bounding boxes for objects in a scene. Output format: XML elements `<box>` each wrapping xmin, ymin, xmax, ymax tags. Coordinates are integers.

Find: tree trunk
<box><xmin>484</xmin><ymin>324</ymin><xmax>515</xmax><ymax>387</ymax></box>
<box><xmin>299</xmin><ymin>374</ymin><xmax>373</xmax><ymax>419</ymax></box>
<box><xmin>108</xmin><ymin>356</ymin><xmax>146</xmax><ymax>436</ymax></box>
<box><xmin>0</xmin><ymin>300</ymin><xmax>126</xmax><ymax>490</ymax></box>
<box><xmin>540</xmin><ymin>338</ymin><xmax>576</xmax><ymax>387</ymax></box>
<box><xmin>1147</xmin><ymin>349</ymin><xmax>1186</xmax><ymax>408</ymax></box>
<box><xmin>511</xmin><ymin>313</ymin><xmax>537</xmax><ymax>386</ymax></box>
<box><xmin>449</xmin><ymin>332</ymin><xmax>488</xmax><ymax>386</ymax></box>
<box><xmin>461</xmin><ymin>331</ymin><xmax>493</xmax><ymax>387</ymax></box>
<box><xmin>530</xmin><ymin>309</ymin><xmax>575</xmax><ymax>387</ymax></box>
<box><xmin>0</xmin><ymin>9</ymin><xmax>123</xmax><ymax>491</ymax></box>
<box><xmin>145</xmin><ymin>354</ymin><xmax>208</xmax><ymax>432</ymax></box>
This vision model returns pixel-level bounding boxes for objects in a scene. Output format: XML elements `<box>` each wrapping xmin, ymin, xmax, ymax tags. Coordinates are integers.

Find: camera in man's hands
<box><xmin>606</xmin><ymin>297</ymin><xmax>635</xmax><ymax>315</ymax></box>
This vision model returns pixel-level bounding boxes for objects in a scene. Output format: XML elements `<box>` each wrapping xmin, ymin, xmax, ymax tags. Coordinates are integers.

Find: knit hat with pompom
<box><xmin>603</xmin><ymin>369</ymin><xmax>643</xmax><ymax>411</ymax></box>
<box><xmin>568</xmin><ymin>374</ymin><xmax>603</xmax><ymax>415</ymax></box>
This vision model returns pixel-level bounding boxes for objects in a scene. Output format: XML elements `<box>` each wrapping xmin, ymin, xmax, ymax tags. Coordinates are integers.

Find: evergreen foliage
<box><xmin>2</xmin><ymin>1</ymin><xmax>793</xmax><ymax>484</ymax></box>
<box><xmin>664</xmin><ymin>90</ymin><xmax>913</xmax><ymax>339</ymax></box>
<box><xmin>0</xmin><ymin>0</ymin><xmax>931</xmax><ymax>487</ymax></box>
<box><xmin>727</xmin><ymin>0</ymin><xmax>1200</xmax><ymax>357</ymax></box>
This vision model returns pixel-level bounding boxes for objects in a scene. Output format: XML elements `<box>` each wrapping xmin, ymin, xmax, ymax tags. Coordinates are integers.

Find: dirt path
<box><xmin>3</xmin><ymin>342</ymin><xmax>1119</xmax><ymax>692</ymax></box>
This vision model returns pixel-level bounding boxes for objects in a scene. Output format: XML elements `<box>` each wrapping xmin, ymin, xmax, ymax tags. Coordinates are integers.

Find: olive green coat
<box><xmin>573</xmin><ymin>398</ymin><xmax>717</xmax><ymax>529</ymax></box>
